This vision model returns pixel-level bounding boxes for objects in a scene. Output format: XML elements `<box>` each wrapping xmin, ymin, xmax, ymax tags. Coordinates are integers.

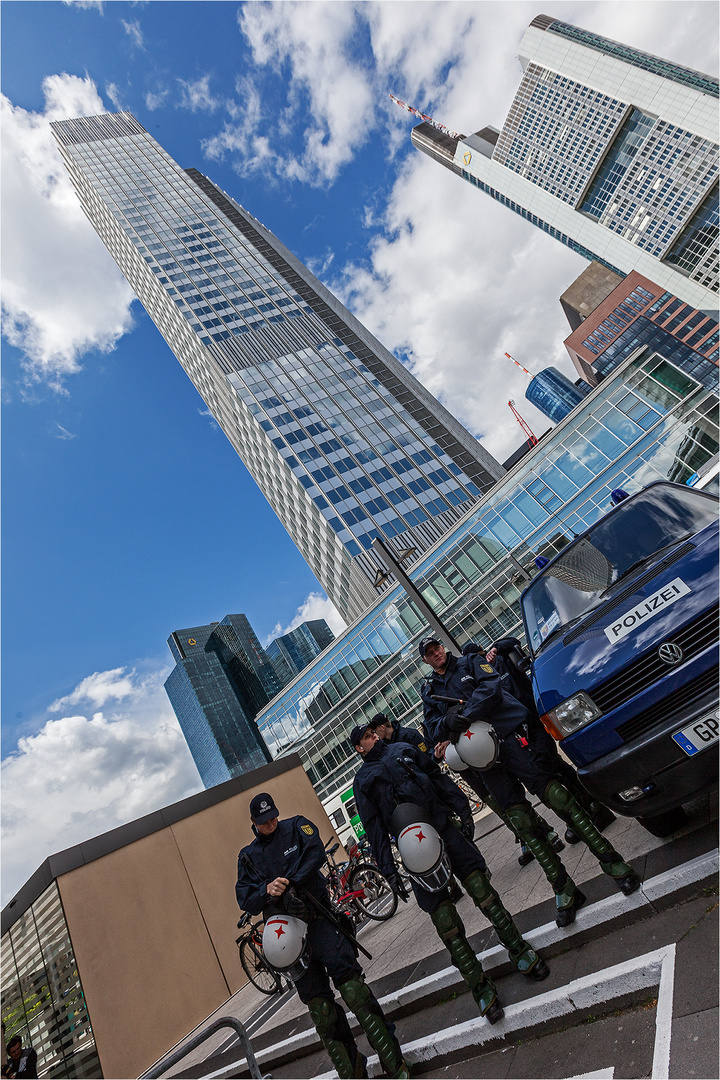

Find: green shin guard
<box><xmin>505</xmin><ymin>803</ymin><xmax>575</xmax><ymax>891</ymax></box>
<box><xmin>430</xmin><ymin>899</ymin><xmax>499</xmax><ymax>1017</ymax></box>
<box><xmin>308</xmin><ymin>996</ymin><xmax>365</xmax><ymax>1079</ymax></box>
<box><xmin>338</xmin><ymin>975</ymin><xmax>408</xmax><ymax>1079</ymax></box>
<box><xmin>543</xmin><ymin>781</ymin><xmax>636</xmax><ymax>881</ymax></box>
<box><xmin>462</xmin><ymin>871</ymin><xmax>541</xmax><ymax>976</ymax></box>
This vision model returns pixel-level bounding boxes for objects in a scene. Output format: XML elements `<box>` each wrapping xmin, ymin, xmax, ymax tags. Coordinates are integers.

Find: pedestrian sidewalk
<box><xmin>151</xmin><ymin>795</ymin><xmax>718</xmax><ymax>1078</ymax></box>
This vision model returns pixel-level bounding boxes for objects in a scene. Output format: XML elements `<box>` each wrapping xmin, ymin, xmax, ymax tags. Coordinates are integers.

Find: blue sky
<box><xmin>2</xmin><ymin>0</ymin><xmax>717</xmax><ymax>902</ymax></box>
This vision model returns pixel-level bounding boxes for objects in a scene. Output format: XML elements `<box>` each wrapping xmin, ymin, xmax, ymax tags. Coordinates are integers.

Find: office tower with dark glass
<box><xmin>412</xmin><ymin>15</ymin><xmax>719</xmax><ymax>311</ymax></box>
<box><xmin>51</xmin><ymin>113</ymin><xmax>503</xmax><ymax>623</ymax></box>
<box><xmin>267</xmin><ymin>618</ymin><xmax>335</xmax><ymax>687</ymax></box>
<box><xmin>165</xmin><ymin>614</ymin><xmax>278</xmax><ymax>787</ymax></box>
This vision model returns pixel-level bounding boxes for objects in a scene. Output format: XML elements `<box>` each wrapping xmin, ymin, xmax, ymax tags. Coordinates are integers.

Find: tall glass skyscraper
<box><xmin>266</xmin><ymin>618</ymin><xmax>335</xmax><ymax>687</ymax></box>
<box><xmin>412</xmin><ymin>15</ymin><xmax>718</xmax><ymax>311</ymax></box>
<box><xmin>165</xmin><ymin>614</ymin><xmax>277</xmax><ymax>788</ymax></box>
<box><xmin>525</xmin><ymin>367</ymin><xmax>588</xmax><ymax>423</ymax></box>
<box><xmin>51</xmin><ymin>112</ymin><xmax>503</xmax><ymax>622</ymax></box>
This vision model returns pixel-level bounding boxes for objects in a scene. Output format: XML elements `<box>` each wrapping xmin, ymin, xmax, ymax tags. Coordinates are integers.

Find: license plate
<box><xmin>672</xmin><ymin>712</ymin><xmax>720</xmax><ymax>756</ymax></box>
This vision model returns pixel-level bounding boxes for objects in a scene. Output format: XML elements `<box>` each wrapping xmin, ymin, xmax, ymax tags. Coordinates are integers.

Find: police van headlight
<box><xmin>542</xmin><ymin>692</ymin><xmax>601</xmax><ymax>739</ymax></box>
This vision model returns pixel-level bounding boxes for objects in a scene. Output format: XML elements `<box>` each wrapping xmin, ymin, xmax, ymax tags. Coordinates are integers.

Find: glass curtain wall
<box><xmin>1</xmin><ymin>883</ymin><xmax>100</xmax><ymax>1078</ymax></box>
<box><xmin>256</xmin><ymin>351</ymin><xmax>719</xmax><ymax>801</ymax></box>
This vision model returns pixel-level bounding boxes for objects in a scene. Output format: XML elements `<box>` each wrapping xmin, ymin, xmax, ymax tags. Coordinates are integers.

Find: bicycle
<box><xmin>323</xmin><ymin>839</ymin><xmax>398</xmax><ymax>922</ymax></box>
<box><xmin>236</xmin><ymin>911</ymin><xmax>283</xmax><ymax>995</ymax></box>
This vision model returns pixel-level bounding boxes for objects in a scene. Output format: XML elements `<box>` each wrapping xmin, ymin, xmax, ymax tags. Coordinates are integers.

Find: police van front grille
<box><xmin>615</xmin><ymin>665</ymin><xmax>719</xmax><ymax>743</ymax></box>
<box><xmin>591</xmin><ymin>605</ymin><xmax>719</xmax><ymax>714</ymax></box>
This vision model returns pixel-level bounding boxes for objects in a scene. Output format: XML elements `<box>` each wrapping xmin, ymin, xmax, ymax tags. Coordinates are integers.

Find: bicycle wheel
<box><xmin>348</xmin><ymin>863</ymin><xmax>398</xmax><ymax>921</ymax></box>
<box><xmin>239</xmin><ymin>934</ymin><xmax>281</xmax><ymax>995</ymax></box>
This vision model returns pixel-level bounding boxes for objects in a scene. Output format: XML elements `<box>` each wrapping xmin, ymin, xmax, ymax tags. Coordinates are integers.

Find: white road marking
<box><xmin>193</xmin><ymin>850</ymin><xmax>715</xmax><ymax>1080</ymax></box>
<box><xmin>569</xmin><ymin>1070</ymin><xmax>615</xmax><ymax>1079</ymax></box>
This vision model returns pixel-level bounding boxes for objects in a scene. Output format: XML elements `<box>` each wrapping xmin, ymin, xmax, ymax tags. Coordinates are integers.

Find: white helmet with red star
<box><xmin>444</xmin><ymin>741</ymin><xmax>469</xmax><ymax>772</ymax></box>
<box><xmin>453</xmin><ymin>721</ymin><xmax>499</xmax><ymax>771</ymax></box>
<box><xmin>392</xmin><ymin>803</ymin><xmax>451</xmax><ymax>892</ymax></box>
<box><xmin>262</xmin><ymin>914</ymin><xmax>308</xmax><ymax>981</ymax></box>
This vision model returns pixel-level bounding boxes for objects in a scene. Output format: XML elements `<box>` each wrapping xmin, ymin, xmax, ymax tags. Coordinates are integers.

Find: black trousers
<box><xmin>294</xmin><ymin>915</ymin><xmax>360</xmax><ymax>1003</ymax></box>
<box><xmin>411</xmin><ymin>821</ymin><xmax>487</xmax><ymax>914</ymax></box>
<box><xmin>479</xmin><ymin>734</ymin><xmax>558</xmax><ymax>810</ymax></box>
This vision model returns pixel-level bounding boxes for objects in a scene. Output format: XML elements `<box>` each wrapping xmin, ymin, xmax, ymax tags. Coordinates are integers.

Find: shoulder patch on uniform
<box><xmin>418</xmin><ymin>742</ymin><xmax>427</xmax><ymax>752</ymax></box>
<box><xmin>301</xmin><ymin>824</ymin><xmax>314</xmax><ymax>835</ymax></box>
<box><xmin>481</xmin><ymin>664</ymin><xmax>494</xmax><ymax>673</ymax></box>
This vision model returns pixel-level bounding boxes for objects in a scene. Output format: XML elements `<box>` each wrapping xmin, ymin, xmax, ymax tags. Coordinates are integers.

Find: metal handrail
<box><xmin>141</xmin><ymin>1015</ymin><xmax>265</xmax><ymax>1079</ymax></box>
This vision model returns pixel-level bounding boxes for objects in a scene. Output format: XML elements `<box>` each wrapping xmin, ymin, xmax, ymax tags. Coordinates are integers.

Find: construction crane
<box><xmin>508</xmin><ymin>400</ymin><xmax>538</xmax><ymax>446</ymax></box>
<box><xmin>504</xmin><ymin>351</ymin><xmax>535</xmax><ymax>378</ymax></box>
<box><xmin>389</xmin><ymin>93</ymin><xmax>464</xmax><ymax>140</ymax></box>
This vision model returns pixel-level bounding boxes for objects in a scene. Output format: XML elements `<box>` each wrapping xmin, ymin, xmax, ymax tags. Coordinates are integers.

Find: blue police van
<box><xmin>520</xmin><ymin>481</ymin><xmax>719</xmax><ymax>836</ymax></box>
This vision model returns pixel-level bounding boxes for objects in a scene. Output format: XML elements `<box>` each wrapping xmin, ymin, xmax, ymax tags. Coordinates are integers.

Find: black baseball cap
<box><xmin>349</xmin><ymin>723</ymin><xmax>372</xmax><ymax>751</ymax></box>
<box><xmin>249</xmin><ymin>792</ymin><xmax>279</xmax><ymax>823</ymax></box>
<box><xmin>418</xmin><ymin>635</ymin><xmax>441</xmax><ymax>659</ymax></box>
<box><xmin>369</xmin><ymin>713</ymin><xmax>390</xmax><ymax>728</ymax></box>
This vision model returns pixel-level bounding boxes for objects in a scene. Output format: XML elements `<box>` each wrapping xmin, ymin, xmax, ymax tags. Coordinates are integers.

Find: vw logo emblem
<box><xmin>658</xmin><ymin>642</ymin><xmax>684</xmax><ymax>665</ymax></box>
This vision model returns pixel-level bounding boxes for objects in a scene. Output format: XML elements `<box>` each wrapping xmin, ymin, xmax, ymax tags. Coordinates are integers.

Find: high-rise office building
<box><xmin>525</xmin><ymin>366</ymin><xmax>588</xmax><ymax>423</ymax></box>
<box><xmin>412</xmin><ymin>15</ymin><xmax>719</xmax><ymax>311</ymax></box>
<box><xmin>51</xmin><ymin>113</ymin><xmax>503</xmax><ymax>623</ymax></box>
<box><xmin>563</xmin><ymin>269</ymin><xmax>719</xmax><ymax>388</ymax></box>
<box><xmin>266</xmin><ymin>618</ymin><xmax>335</xmax><ymax>686</ymax></box>
<box><xmin>165</xmin><ymin>614</ymin><xmax>277</xmax><ymax>787</ymax></box>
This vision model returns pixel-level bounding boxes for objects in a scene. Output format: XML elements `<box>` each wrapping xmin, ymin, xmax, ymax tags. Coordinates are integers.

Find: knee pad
<box><xmin>338</xmin><ymin>974</ymin><xmax>370</xmax><ymax>1011</ymax></box>
<box><xmin>462</xmin><ymin>870</ymin><xmax>493</xmax><ymax>907</ymax></box>
<box><xmin>308</xmin><ymin>996</ymin><xmax>339</xmax><ymax>1039</ymax></box>
<box><xmin>430</xmin><ymin>899</ymin><xmax>462</xmax><ymax>941</ymax></box>
<box><xmin>505</xmin><ymin>802</ymin><xmax>536</xmax><ymax>836</ymax></box>
<box><xmin>544</xmin><ymin>780</ymin><xmax>573</xmax><ymax>813</ymax></box>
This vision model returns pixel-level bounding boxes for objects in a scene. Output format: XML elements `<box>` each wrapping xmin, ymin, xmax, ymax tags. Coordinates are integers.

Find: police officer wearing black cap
<box><xmin>235</xmin><ymin>793</ymin><xmax>408</xmax><ymax>1080</ymax></box>
<box><xmin>350</xmin><ymin>722</ymin><xmax>549</xmax><ymax>1027</ymax></box>
<box><xmin>419</xmin><ymin>634</ymin><xmax>640</xmax><ymax>927</ymax></box>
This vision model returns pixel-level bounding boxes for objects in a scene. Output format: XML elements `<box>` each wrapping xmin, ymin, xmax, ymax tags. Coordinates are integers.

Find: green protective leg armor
<box><xmin>308</xmin><ymin>996</ymin><xmax>365</xmax><ymax>1080</ymax></box>
<box><xmin>461</xmin><ymin>871</ymin><xmax>540</xmax><ymax>974</ymax></box>
<box><xmin>430</xmin><ymin>899</ymin><xmax>498</xmax><ymax>1017</ymax></box>
<box><xmin>338</xmin><ymin>975</ymin><xmax>408</xmax><ymax>1079</ymax></box>
<box><xmin>505</xmin><ymin>803</ymin><xmax>576</xmax><ymax>894</ymax></box>
<box><xmin>543</xmin><ymin>781</ymin><xmax>634</xmax><ymax>880</ymax></box>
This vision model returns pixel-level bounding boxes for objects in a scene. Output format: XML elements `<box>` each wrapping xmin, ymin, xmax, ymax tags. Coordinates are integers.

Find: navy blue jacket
<box><xmin>421</xmin><ymin>651</ymin><xmax>530</xmax><ymax>744</ymax></box>
<box><xmin>383</xmin><ymin>722</ymin><xmax>442</xmax><ymax>772</ymax></box>
<box><xmin>235</xmin><ymin>816</ymin><xmax>327</xmax><ymax>915</ymax></box>
<box><xmin>353</xmin><ymin>740</ymin><xmax>471</xmax><ymax>877</ymax></box>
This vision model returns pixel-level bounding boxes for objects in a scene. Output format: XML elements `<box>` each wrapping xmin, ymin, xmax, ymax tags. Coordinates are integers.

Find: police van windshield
<box><xmin>523</xmin><ymin>484</ymin><xmax>717</xmax><ymax>654</ymax></box>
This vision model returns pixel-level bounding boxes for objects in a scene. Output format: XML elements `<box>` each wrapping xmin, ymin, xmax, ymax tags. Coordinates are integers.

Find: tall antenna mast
<box><xmin>389</xmin><ymin>93</ymin><xmax>463</xmax><ymax>140</ymax></box>
<box><xmin>504</xmin><ymin>352</ymin><xmax>535</xmax><ymax>379</ymax></box>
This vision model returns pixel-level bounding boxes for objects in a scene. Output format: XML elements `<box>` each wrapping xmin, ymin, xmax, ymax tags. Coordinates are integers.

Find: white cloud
<box><xmin>1</xmin><ymin>74</ymin><xmax>135</xmax><ymax>388</ymax></box>
<box><xmin>1</xmin><ymin>665</ymin><xmax>202</xmax><ymax>906</ymax></box>
<box><xmin>178</xmin><ymin>75</ymin><xmax>222</xmax><ymax>113</ymax></box>
<box><xmin>52</xmin><ymin>423</ymin><xmax>77</xmax><ymax>440</ymax></box>
<box><xmin>278</xmin><ymin>591</ymin><xmax>347</xmax><ymax>640</ymax></box>
<box><xmin>122</xmin><ymin>18</ymin><xmax>145</xmax><ymax>49</ymax></box>
<box><xmin>145</xmin><ymin>87</ymin><xmax>169</xmax><ymax>111</ymax></box>
<box><xmin>61</xmin><ymin>0</ymin><xmax>104</xmax><ymax>9</ymax></box>
<box><xmin>105</xmin><ymin>81</ymin><xmax>124</xmax><ymax>110</ymax></box>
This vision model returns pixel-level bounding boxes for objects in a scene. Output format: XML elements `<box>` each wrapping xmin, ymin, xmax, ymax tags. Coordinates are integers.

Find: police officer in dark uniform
<box><xmin>351</xmin><ymin>723</ymin><xmax>550</xmax><ymax>1027</ymax></box>
<box><xmin>235</xmin><ymin>793</ymin><xmax>408</xmax><ymax>1080</ymax></box>
<box><xmin>420</xmin><ymin>635</ymin><xmax>641</xmax><ymax>926</ymax></box>
<box><xmin>478</xmin><ymin>637</ymin><xmax>616</xmax><ymax>843</ymax></box>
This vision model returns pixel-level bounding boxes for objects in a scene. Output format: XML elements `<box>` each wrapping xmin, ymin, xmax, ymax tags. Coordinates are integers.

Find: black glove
<box><xmin>387</xmin><ymin>872</ymin><xmax>410</xmax><ymax>902</ymax></box>
<box><xmin>459</xmin><ymin>814</ymin><xmax>475</xmax><ymax>842</ymax></box>
<box><xmin>283</xmin><ymin>885</ymin><xmax>309</xmax><ymax>920</ymax></box>
<box><xmin>445</xmin><ymin>703</ymin><xmax>468</xmax><ymax>739</ymax></box>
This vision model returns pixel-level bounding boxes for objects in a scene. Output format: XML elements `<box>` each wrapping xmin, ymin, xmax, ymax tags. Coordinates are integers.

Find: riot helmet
<box><xmin>454</xmin><ymin>721</ymin><xmax>499</xmax><ymax>771</ymax></box>
<box><xmin>391</xmin><ymin>803</ymin><xmax>451</xmax><ymax>893</ymax></box>
<box><xmin>262</xmin><ymin>914</ymin><xmax>309</xmax><ymax>982</ymax></box>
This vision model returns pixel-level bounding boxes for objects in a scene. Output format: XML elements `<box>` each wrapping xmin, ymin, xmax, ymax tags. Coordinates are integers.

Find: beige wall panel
<box><xmin>169</xmin><ymin>765</ymin><xmax>340</xmax><ymax>989</ymax></box>
<box><xmin>58</xmin><ymin>829</ymin><xmax>230</xmax><ymax>1080</ymax></box>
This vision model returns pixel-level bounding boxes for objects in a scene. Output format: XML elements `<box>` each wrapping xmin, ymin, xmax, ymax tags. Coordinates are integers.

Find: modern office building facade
<box><xmin>51</xmin><ymin>113</ymin><xmax>503</xmax><ymax>624</ymax></box>
<box><xmin>266</xmin><ymin>618</ymin><xmax>335</xmax><ymax>687</ymax></box>
<box><xmin>253</xmin><ymin>348</ymin><xmax>718</xmax><ymax>816</ymax></box>
<box><xmin>165</xmin><ymin>614</ymin><xmax>276</xmax><ymax>787</ymax></box>
<box><xmin>412</xmin><ymin>15</ymin><xmax>719</xmax><ymax>311</ymax></box>
<box><xmin>525</xmin><ymin>366</ymin><xmax>589</xmax><ymax>422</ymax></box>
<box><xmin>564</xmin><ymin>269</ymin><xmax>719</xmax><ymax>387</ymax></box>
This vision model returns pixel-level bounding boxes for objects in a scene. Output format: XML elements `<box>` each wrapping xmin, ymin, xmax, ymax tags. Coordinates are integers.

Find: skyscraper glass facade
<box><xmin>165</xmin><ymin>615</ymin><xmax>275</xmax><ymax>788</ymax></box>
<box><xmin>255</xmin><ymin>350</ymin><xmax>719</xmax><ymax>803</ymax></box>
<box><xmin>412</xmin><ymin>16</ymin><xmax>719</xmax><ymax>310</ymax></box>
<box><xmin>52</xmin><ymin>113</ymin><xmax>502</xmax><ymax>622</ymax></box>
<box><xmin>564</xmin><ymin>271</ymin><xmax>719</xmax><ymax>388</ymax></box>
<box><xmin>266</xmin><ymin>619</ymin><xmax>335</xmax><ymax>687</ymax></box>
<box><xmin>525</xmin><ymin>367</ymin><xmax>587</xmax><ymax>423</ymax></box>
<box><xmin>1</xmin><ymin>883</ymin><xmax>100</xmax><ymax>1079</ymax></box>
